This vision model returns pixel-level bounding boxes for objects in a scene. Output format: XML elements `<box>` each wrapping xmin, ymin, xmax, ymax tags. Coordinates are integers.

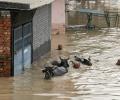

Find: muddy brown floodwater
<box><xmin>1</xmin><ymin>28</ymin><xmax>120</xmax><ymax>100</ymax></box>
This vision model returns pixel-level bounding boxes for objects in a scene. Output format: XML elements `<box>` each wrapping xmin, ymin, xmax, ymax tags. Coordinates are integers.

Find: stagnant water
<box><xmin>1</xmin><ymin>28</ymin><xmax>120</xmax><ymax>100</ymax></box>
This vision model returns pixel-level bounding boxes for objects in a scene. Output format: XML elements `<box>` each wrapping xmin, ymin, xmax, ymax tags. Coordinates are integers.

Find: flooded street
<box><xmin>1</xmin><ymin>0</ymin><xmax>120</xmax><ymax>100</ymax></box>
<box><xmin>1</xmin><ymin>28</ymin><xmax>120</xmax><ymax>100</ymax></box>
<box><xmin>65</xmin><ymin>28</ymin><xmax>120</xmax><ymax>100</ymax></box>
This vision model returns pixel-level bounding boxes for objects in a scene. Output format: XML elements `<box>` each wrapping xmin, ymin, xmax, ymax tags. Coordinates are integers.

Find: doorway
<box><xmin>13</xmin><ymin>22</ymin><xmax>32</xmax><ymax>75</ymax></box>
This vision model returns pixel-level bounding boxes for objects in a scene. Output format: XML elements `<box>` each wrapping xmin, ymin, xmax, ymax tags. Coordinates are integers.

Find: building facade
<box><xmin>0</xmin><ymin>0</ymin><xmax>53</xmax><ymax>76</ymax></box>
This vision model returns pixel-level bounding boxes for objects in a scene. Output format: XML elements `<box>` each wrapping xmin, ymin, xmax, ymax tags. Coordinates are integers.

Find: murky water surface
<box><xmin>1</xmin><ymin>27</ymin><xmax>120</xmax><ymax>100</ymax></box>
<box><xmin>1</xmin><ymin>1</ymin><xmax>120</xmax><ymax>100</ymax></box>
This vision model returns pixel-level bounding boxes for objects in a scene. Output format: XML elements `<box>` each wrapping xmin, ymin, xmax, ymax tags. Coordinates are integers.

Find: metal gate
<box><xmin>23</xmin><ymin>23</ymin><xmax>32</xmax><ymax>69</ymax></box>
<box><xmin>14</xmin><ymin>22</ymin><xmax>32</xmax><ymax>75</ymax></box>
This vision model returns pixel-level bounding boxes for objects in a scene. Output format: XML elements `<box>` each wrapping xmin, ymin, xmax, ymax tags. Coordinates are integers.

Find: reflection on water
<box><xmin>1</xmin><ymin>27</ymin><xmax>120</xmax><ymax>100</ymax></box>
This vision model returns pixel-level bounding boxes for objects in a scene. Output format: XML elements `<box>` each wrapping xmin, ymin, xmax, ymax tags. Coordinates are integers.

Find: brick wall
<box><xmin>0</xmin><ymin>16</ymin><xmax>11</xmax><ymax>77</ymax></box>
<box><xmin>33</xmin><ymin>4</ymin><xmax>51</xmax><ymax>61</ymax></box>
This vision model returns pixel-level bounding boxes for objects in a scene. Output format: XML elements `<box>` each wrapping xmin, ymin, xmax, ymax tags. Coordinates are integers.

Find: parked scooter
<box><xmin>42</xmin><ymin>57</ymin><xmax>69</xmax><ymax>79</ymax></box>
<box><xmin>74</xmin><ymin>56</ymin><xmax>92</xmax><ymax>66</ymax></box>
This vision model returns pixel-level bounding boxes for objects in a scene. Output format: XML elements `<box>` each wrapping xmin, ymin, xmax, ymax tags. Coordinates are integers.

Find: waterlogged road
<box><xmin>65</xmin><ymin>28</ymin><xmax>120</xmax><ymax>100</ymax></box>
<box><xmin>1</xmin><ymin>28</ymin><xmax>120</xmax><ymax>100</ymax></box>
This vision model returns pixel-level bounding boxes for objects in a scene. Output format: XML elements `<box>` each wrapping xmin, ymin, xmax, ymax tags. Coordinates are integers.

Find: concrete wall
<box><xmin>52</xmin><ymin>0</ymin><xmax>65</xmax><ymax>33</ymax></box>
<box><xmin>33</xmin><ymin>4</ymin><xmax>51</xmax><ymax>61</ymax></box>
